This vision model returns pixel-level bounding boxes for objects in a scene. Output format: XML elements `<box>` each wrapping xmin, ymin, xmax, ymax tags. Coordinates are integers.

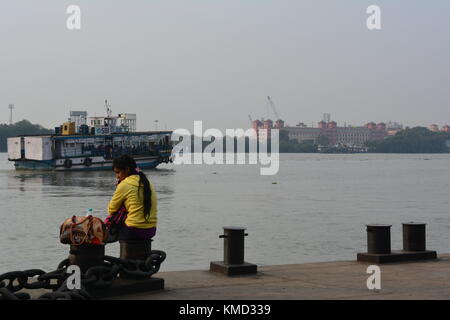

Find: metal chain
<box><xmin>38</xmin><ymin>280</ymin><xmax>92</xmax><ymax>300</ymax></box>
<box><xmin>104</xmin><ymin>250</ymin><xmax>166</xmax><ymax>278</ymax></box>
<box><xmin>0</xmin><ymin>250</ymin><xmax>166</xmax><ymax>300</ymax></box>
<box><xmin>0</xmin><ymin>267</ymin><xmax>68</xmax><ymax>293</ymax></box>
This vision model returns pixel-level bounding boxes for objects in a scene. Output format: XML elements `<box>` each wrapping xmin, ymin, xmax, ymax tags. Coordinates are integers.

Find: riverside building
<box><xmin>253</xmin><ymin>119</ymin><xmax>387</xmax><ymax>146</ymax></box>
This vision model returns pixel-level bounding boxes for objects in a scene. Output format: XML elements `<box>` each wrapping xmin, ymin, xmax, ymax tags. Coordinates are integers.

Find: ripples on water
<box><xmin>1</xmin><ymin>153</ymin><xmax>450</xmax><ymax>273</ymax></box>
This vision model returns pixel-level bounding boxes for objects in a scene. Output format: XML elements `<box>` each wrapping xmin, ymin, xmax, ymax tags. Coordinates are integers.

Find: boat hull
<box><xmin>13</xmin><ymin>156</ymin><xmax>165</xmax><ymax>171</ymax></box>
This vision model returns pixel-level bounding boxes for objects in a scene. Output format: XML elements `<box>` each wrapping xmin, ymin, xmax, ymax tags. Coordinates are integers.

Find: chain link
<box><xmin>0</xmin><ymin>249</ymin><xmax>166</xmax><ymax>300</ymax></box>
<box><xmin>38</xmin><ymin>281</ymin><xmax>92</xmax><ymax>300</ymax></box>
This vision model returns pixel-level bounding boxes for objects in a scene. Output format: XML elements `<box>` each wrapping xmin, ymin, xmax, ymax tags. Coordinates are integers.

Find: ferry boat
<box><xmin>7</xmin><ymin>102</ymin><xmax>173</xmax><ymax>171</ymax></box>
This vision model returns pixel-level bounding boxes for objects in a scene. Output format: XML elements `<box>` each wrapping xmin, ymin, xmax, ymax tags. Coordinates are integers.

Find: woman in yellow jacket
<box><xmin>106</xmin><ymin>155</ymin><xmax>157</xmax><ymax>241</ymax></box>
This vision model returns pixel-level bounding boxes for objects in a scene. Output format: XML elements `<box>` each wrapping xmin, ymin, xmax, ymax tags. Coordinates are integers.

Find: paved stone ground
<box><xmin>115</xmin><ymin>254</ymin><xmax>450</xmax><ymax>300</ymax></box>
<box><xmin>21</xmin><ymin>254</ymin><xmax>450</xmax><ymax>300</ymax></box>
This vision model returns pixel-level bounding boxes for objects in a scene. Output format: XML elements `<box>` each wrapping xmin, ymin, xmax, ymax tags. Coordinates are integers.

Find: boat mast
<box><xmin>105</xmin><ymin>99</ymin><xmax>112</xmax><ymax>118</ymax></box>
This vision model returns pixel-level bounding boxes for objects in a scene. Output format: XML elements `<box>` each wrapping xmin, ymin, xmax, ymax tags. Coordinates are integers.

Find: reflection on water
<box><xmin>10</xmin><ymin>172</ymin><xmax>114</xmax><ymax>194</ymax></box>
<box><xmin>6</xmin><ymin>168</ymin><xmax>176</xmax><ymax>196</ymax></box>
<box><xmin>1</xmin><ymin>153</ymin><xmax>450</xmax><ymax>274</ymax></box>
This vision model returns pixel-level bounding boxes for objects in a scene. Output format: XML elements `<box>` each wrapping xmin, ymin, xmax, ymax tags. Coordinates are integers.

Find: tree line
<box><xmin>280</xmin><ymin>127</ymin><xmax>450</xmax><ymax>153</ymax></box>
<box><xmin>366</xmin><ymin>127</ymin><xmax>450</xmax><ymax>153</ymax></box>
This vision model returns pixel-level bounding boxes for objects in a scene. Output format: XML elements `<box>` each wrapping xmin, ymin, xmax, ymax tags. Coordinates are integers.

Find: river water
<box><xmin>1</xmin><ymin>152</ymin><xmax>450</xmax><ymax>274</ymax></box>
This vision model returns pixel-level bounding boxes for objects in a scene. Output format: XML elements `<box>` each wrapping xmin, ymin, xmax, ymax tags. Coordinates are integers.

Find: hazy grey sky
<box><xmin>1</xmin><ymin>0</ymin><xmax>449</xmax><ymax>131</ymax></box>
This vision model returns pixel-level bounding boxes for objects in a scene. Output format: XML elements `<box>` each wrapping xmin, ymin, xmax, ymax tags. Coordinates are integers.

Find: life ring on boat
<box><xmin>84</xmin><ymin>157</ymin><xmax>93</xmax><ymax>167</ymax></box>
<box><xmin>64</xmin><ymin>159</ymin><xmax>73</xmax><ymax>169</ymax></box>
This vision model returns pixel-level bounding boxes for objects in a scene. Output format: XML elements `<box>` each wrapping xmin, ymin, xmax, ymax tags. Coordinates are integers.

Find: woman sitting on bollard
<box><xmin>105</xmin><ymin>155</ymin><xmax>157</xmax><ymax>242</ymax></box>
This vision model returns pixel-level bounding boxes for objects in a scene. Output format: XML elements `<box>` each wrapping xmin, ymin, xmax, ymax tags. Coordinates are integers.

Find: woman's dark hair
<box><xmin>112</xmin><ymin>155</ymin><xmax>152</xmax><ymax>221</ymax></box>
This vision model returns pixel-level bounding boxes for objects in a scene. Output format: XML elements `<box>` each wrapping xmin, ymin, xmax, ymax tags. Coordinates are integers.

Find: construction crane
<box><xmin>267</xmin><ymin>96</ymin><xmax>282</xmax><ymax>121</ymax></box>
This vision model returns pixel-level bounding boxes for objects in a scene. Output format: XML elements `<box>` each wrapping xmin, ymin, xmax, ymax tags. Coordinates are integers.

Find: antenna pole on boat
<box><xmin>8</xmin><ymin>104</ymin><xmax>14</xmax><ymax>125</ymax></box>
<box><xmin>105</xmin><ymin>99</ymin><xmax>112</xmax><ymax>118</ymax></box>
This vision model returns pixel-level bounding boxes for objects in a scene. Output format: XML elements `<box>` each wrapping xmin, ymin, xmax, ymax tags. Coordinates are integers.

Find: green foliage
<box><xmin>175</xmin><ymin>130</ymin><xmax>318</xmax><ymax>153</ymax></box>
<box><xmin>368</xmin><ymin>127</ymin><xmax>450</xmax><ymax>153</ymax></box>
<box><xmin>0</xmin><ymin>120</ymin><xmax>53</xmax><ymax>152</ymax></box>
<box><xmin>156</xmin><ymin>127</ymin><xmax>450</xmax><ymax>154</ymax></box>
<box><xmin>279</xmin><ymin>130</ymin><xmax>317</xmax><ymax>153</ymax></box>
<box><xmin>317</xmin><ymin>135</ymin><xmax>330</xmax><ymax>146</ymax></box>
<box><xmin>279</xmin><ymin>139</ymin><xmax>317</xmax><ymax>153</ymax></box>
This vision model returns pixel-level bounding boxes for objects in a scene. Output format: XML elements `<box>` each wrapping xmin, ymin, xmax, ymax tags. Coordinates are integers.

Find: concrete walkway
<box><xmin>116</xmin><ymin>254</ymin><xmax>450</xmax><ymax>300</ymax></box>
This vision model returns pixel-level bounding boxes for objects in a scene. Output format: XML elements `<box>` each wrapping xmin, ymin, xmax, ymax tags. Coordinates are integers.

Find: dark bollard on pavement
<box><xmin>69</xmin><ymin>244</ymin><xmax>105</xmax><ymax>273</ymax></box>
<box><xmin>89</xmin><ymin>239</ymin><xmax>165</xmax><ymax>299</ymax></box>
<box><xmin>210</xmin><ymin>226</ymin><xmax>257</xmax><ymax>276</ymax></box>
<box><xmin>120</xmin><ymin>239</ymin><xmax>152</xmax><ymax>261</ymax></box>
<box><xmin>67</xmin><ymin>239</ymin><xmax>165</xmax><ymax>299</ymax></box>
<box><xmin>118</xmin><ymin>239</ymin><xmax>156</xmax><ymax>281</ymax></box>
<box><xmin>366</xmin><ymin>224</ymin><xmax>392</xmax><ymax>254</ymax></box>
<box><xmin>403</xmin><ymin>222</ymin><xmax>426</xmax><ymax>252</ymax></box>
<box><xmin>357</xmin><ymin>222</ymin><xmax>437</xmax><ymax>263</ymax></box>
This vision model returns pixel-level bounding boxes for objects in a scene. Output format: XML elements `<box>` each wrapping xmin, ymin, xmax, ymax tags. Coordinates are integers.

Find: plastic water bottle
<box><xmin>86</xmin><ymin>208</ymin><xmax>93</xmax><ymax>217</ymax></box>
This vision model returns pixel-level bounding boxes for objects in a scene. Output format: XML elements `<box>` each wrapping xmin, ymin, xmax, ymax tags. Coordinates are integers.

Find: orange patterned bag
<box><xmin>60</xmin><ymin>215</ymin><xmax>107</xmax><ymax>245</ymax></box>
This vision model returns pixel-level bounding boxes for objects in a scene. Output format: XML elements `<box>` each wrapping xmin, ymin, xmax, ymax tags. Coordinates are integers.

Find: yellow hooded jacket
<box><xmin>108</xmin><ymin>175</ymin><xmax>157</xmax><ymax>229</ymax></box>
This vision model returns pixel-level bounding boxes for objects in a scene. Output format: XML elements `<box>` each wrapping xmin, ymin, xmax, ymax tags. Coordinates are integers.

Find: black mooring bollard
<box><xmin>210</xmin><ymin>226</ymin><xmax>257</xmax><ymax>276</ymax></box>
<box><xmin>69</xmin><ymin>244</ymin><xmax>105</xmax><ymax>273</ymax></box>
<box><xmin>357</xmin><ymin>222</ymin><xmax>437</xmax><ymax>263</ymax></box>
<box><xmin>119</xmin><ymin>239</ymin><xmax>153</xmax><ymax>280</ymax></box>
<box><xmin>366</xmin><ymin>224</ymin><xmax>392</xmax><ymax>254</ymax></box>
<box><xmin>119</xmin><ymin>239</ymin><xmax>152</xmax><ymax>260</ymax></box>
<box><xmin>403</xmin><ymin>222</ymin><xmax>426</xmax><ymax>252</ymax></box>
<box><xmin>85</xmin><ymin>239</ymin><xmax>165</xmax><ymax>298</ymax></box>
<box><xmin>221</xmin><ymin>227</ymin><xmax>247</xmax><ymax>265</ymax></box>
